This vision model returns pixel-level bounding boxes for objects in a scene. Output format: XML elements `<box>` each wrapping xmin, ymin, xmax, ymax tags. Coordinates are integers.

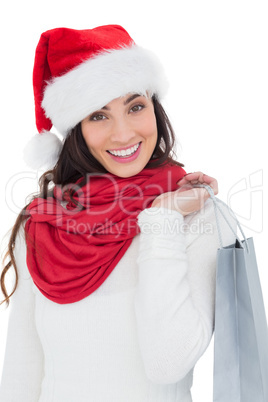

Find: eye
<box><xmin>130</xmin><ymin>104</ymin><xmax>145</xmax><ymax>113</ymax></box>
<box><xmin>90</xmin><ymin>113</ymin><xmax>107</xmax><ymax>121</ymax></box>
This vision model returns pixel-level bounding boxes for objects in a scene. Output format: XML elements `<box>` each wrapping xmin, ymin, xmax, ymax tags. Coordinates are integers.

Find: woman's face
<box><xmin>81</xmin><ymin>93</ymin><xmax>158</xmax><ymax>177</ymax></box>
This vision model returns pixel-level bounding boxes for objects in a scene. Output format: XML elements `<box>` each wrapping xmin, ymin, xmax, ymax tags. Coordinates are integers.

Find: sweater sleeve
<box><xmin>0</xmin><ymin>224</ymin><xmax>44</xmax><ymax>402</ymax></box>
<box><xmin>134</xmin><ymin>197</ymin><xmax>236</xmax><ymax>384</ymax></box>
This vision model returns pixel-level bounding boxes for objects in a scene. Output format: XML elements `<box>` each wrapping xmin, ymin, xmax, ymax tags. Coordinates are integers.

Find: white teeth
<box><xmin>108</xmin><ymin>142</ymin><xmax>140</xmax><ymax>157</ymax></box>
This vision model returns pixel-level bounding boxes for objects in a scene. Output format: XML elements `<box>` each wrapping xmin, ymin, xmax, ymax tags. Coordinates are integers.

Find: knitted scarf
<box><xmin>24</xmin><ymin>163</ymin><xmax>186</xmax><ymax>304</ymax></box>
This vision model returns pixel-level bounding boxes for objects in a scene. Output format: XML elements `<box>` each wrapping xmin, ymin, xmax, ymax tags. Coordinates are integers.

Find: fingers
<box><xmin>177</xmin><ymin>171</ymin><xmax>219</xmax><ymax>195</ymax></box>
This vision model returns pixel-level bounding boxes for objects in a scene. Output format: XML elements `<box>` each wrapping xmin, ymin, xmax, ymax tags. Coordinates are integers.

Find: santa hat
<box><xmin>23</xmin><ymin>25</ymin><xmax>168</xmax><ymax>170</ymax></box>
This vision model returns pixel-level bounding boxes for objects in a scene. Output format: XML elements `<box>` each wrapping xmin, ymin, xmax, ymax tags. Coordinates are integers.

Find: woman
<box><xmin>0</xmin><ymin>25</ymin><xmax>235</xmax><ymax>401</ymax></box>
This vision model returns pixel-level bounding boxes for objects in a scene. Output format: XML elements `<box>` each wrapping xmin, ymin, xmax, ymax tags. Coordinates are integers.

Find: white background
<box><xmin>0</xmin><ymin>1</ymin><xmax>267</xmax><ymax>400</ymax></box>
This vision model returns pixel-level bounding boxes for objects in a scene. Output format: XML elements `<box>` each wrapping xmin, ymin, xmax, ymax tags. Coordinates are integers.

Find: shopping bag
<box><xmin>201</xmin><ymin>186</ymin><xmax>268</xmax><ymax>402</ymax></box>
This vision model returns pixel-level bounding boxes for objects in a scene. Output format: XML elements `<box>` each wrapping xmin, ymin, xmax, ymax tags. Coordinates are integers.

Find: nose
<box><xmin>109</xmin><ymin>116</ymin><xmax>136</xmax><ymax>144</ymax></box>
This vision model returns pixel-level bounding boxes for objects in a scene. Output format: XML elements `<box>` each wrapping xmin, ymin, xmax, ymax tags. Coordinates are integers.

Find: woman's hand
<box><xmin>151</xmin><ymin>172</ymin><xmax>218</xmax><ymax>216</ymax></box>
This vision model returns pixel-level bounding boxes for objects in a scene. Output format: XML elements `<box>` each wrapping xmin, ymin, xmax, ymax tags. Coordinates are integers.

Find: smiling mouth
<box><xmin>107</xmin><ymin>142</ymin><xmax>141</xmax><ymax>158</ymax></box>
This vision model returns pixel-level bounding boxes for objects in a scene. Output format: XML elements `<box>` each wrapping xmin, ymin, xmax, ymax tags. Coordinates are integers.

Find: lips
<box><xmin>107</xmin><ymin>142</ymin><xmax>141</xmax><ymax>158</ymax></box>
<box><xmin>106</xmin><ymin>142</ymin><xmax>142</xmax><ymax>163</ymax></box>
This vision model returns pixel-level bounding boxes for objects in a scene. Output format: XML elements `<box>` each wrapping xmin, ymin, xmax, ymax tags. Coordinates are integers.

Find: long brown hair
<box><xmin>0</xmin><ymin>95</ymin><xmax>184</xmax><ymax>307</ymax></box>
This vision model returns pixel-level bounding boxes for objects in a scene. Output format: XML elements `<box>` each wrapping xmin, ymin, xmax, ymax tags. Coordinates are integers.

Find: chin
<box><xmin>108</xmin><ymin>163</ymin><xmax>146</xmax><ymax>178</ymax></box>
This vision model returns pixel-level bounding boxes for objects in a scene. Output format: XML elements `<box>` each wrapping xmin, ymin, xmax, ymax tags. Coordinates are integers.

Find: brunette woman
<box><xmin>0</xmin><ymin>25</ymin><xmax>235</xmax><ymax>402</ymax></box>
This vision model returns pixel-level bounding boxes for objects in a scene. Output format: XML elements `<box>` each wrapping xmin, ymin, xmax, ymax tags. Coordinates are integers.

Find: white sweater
<box><xmin>0</xmin><ymin>199</ymin><xmax>236</xmax><ymax>402</ymax></box>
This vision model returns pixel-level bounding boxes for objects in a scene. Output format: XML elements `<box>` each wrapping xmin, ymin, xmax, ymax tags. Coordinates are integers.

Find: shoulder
<box><xmin>183</xmin><ymin>197</ymin><xmax>237</xmax><ymax>249</ymax></box>
<box><xmin>13</xmin><ymin>221</ymin><xmax>31</xmax><ymax>281</ymax></box>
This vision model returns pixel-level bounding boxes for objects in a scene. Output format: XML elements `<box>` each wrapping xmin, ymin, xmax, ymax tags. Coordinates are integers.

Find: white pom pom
<box><xmin>23</xmin><ymin>131</ymin><xmax>63</xmax><ymax>170</ymax></box>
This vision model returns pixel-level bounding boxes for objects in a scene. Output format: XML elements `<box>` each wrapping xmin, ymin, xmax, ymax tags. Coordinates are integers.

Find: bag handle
<box><xmin>195</xmin><ymin>184</ymin><xmax>249</xmax><ymax>253</ymax></box>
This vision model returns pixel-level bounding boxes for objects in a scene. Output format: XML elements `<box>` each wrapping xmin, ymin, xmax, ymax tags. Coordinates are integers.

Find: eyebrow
<box><xmin>101</xmin><ymin>94</ymin><xmax>143</xmax><ymax>111</ymax></box>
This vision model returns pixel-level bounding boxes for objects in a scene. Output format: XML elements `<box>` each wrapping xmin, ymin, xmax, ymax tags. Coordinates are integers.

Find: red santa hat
<box><xmin>23</xmin><ymin>25</ymin><xmax>168</xmax><ymax>170</ymax></box>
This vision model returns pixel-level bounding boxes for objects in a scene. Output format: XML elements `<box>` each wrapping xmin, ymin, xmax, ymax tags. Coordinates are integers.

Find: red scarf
<box><xmin>24</xmin><ymin>164</ymin><xmax>186</xmax><ymax>304</ymax></box>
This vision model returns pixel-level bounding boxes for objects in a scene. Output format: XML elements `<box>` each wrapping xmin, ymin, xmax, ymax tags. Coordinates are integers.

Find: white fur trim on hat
<box><xmin>23</xmin><ymin>131</ymin><xmax>63</xmax><ymax>170</ymax></box>
<box><xmin>42</xmin><ymin>44</ymin><xmax>169</xmax><ymax>136</ymax></box>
